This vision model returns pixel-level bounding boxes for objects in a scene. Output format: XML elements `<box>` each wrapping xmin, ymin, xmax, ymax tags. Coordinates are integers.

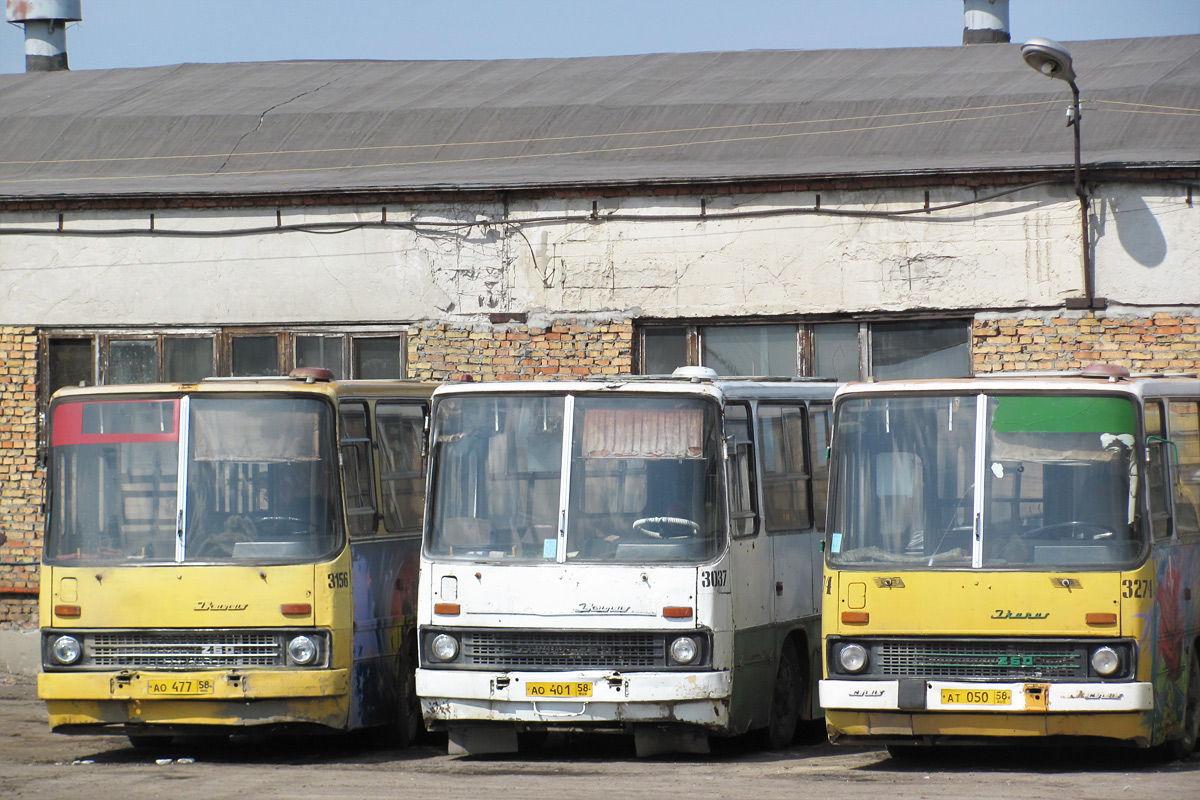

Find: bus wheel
<box><xmin>763</xmin><ymin>641</ymin><xmax>800</xmax><ymax>750</ymax></box>
<box><xmin>1168</xmin><ymin>652</ymin><xmax>1200</xmax><ymax>759</ymax></box>
<box><xmin>394</xmin><ymin>650</ymin><xmax>422</xmax><ymax>748</ymax></box>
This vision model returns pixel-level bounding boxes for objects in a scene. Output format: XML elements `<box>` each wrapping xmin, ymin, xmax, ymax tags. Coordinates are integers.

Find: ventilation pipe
<box><xmin>963</xmin><ymin>0</ymin><xmax>1010</xmax><ymax>44</ymax></box>
<box><xmin>6</xmin><ymin>0</ymin><xmax>82</xmax><ymax>72</ymax></box>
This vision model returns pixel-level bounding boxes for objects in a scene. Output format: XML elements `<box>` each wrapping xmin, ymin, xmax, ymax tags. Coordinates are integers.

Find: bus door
<box><xmin>759</xmin><ymin>402</ymin><xmax>822</xmax><ymax>626</ymax></box>
<box><xmin>341</xmin><ymin>398</ymin><xmax>429</xmax><ymax>732</ymax></box>
<box><xmin>724</xmin><ymin>403</ymin><xmax>772</xmax><ymax>679</ymax></box>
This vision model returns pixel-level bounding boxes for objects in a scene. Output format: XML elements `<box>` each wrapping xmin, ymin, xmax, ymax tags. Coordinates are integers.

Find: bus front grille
<box><xmin>89</xmin><ymin>631</ymin><xmax>284</xmax><ymax>669</ymax></box>
<box><xmin>463</xmin><ymin>631</ymin><xmax>664</xmax><ymax>669</ymax></box>
<box><xmin>874</xmin><ymin>640</ymin><xmax>1086</xmax><ymax>680</ymax></box>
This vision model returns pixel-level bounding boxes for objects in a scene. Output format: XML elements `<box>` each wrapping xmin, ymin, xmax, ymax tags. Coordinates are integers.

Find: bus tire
<box><xmin>763</xmin><ymin>640</ymin><xmax>800</xmax><ymax>750</ymax></box>
<box><xmin>381</xmin><ymin>644</ymin><xmax>422</xmax><ymax>749</ymax></box>
<box><xmin>1168</xmin><ymin>651</ymin><xmax>1200</xmax><ymax>760</ymax></box>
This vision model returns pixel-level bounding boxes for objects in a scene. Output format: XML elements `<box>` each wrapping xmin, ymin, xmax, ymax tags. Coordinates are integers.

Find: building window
<box><xmin>164</xmin><ymin>337</ymin><xmax>216</xmax><ymax>383</ymax></box>
<box><xmin>638</xmin><ymin>319</ymin><xmax>971</xmax><ymax>381</ymax></box>
<box><xmin>702</xmin><ymin>325</ymin><xmax>797</xmax><ymax>377</ymax></box>
<box><xmin>47</xmin><ymin>338</ymin><xmax>93</xmax><ymax>396</ymax></box>
<box><xmin>296</xmin><ymin>335</ymin><xmax>345</xmax><ymax>379</ymax></box>
<box><xmin>353</xmin><ymin>336</ymin><xmax>404</xmax><ymax>379</ymax></box>
<box><xmin>230</xmin><ymin>335</ymin><xmax>280</xmax><ymax>377</ymax></box>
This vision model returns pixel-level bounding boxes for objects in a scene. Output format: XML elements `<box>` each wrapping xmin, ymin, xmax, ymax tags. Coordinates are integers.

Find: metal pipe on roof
<box><xmin>5</xmin><ymin>0</ymin><xmax>82</xmax><ymax>72</ymax></box>
<box><xmin>963</xmin><ymin>0</ymin><xmax>1010</xmax><ymax>45</ymax></box>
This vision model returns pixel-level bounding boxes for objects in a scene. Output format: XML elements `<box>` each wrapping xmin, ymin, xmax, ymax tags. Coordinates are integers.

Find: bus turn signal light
<box><xmin>663</xmin><ymin>606</ymin><xmax>693</xmax><ymax>618</ymax></box>
<box><xmin>281</xmin><ymin>603</ymin><xmax>311</xmax><ymax>615</ymax></box>
<box><xmin>841</xmin><ymin>611</ymin><xmax>869</xmax><ymax>624</ymax></box>
<box><xmin>1086</xmin><ymin>612</ymin><xmax>1118</xmax><ymax>625</ymax></box>
<box><xmin>54</xmin><ymin>604</ymin><xmax>81</xmax><ymax>618</ymax></box>
<box><xmin>434</xmin><ymin>602</ymin><xmax>461</xmax><ymax>615</ymax></box>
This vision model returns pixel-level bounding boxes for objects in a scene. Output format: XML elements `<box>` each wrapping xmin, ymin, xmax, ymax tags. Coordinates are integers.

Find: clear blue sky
<box><xmin>3</xmin><ymin>0</ymin><xmax>1199</xmax><ymax>74</ymax></box>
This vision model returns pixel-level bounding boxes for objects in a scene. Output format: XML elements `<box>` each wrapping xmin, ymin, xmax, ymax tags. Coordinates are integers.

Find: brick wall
<box><xmin>408</xmin><ymin>319</ymin><xmax>635</xmax><ymax>381</ymax></box>
<box><xmin>0</xmin><ymin>327</ymin><xmax>42</xmax><ymax>630</ymax></box>
<box><xmin>972</xmin><ymin>312</ymin><xmax>1200</xmax><ymax>374</ymax></box>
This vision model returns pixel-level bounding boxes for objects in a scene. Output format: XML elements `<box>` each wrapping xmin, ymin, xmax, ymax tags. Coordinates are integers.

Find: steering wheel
<box><xmin>1019</xmin><ymin>520</ymin><xmax>1113</xmax><ymax>540</ymax></box>
<box><xmin>632</xmin><ymin>516</ymin><xmax>700</xmax><ymax>539</ymax></box>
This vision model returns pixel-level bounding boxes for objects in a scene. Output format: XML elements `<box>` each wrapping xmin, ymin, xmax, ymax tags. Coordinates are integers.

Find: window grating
<box><xmin>463</xmin><ymin>631</ymin><xmax>662</xmax><ymax>669</ymax></box>
<box><xmin>873</xmin><ymin>640</ymin><xmax>1085</xmax><ymax>680</ymax></box>
<box><xmin>88</xmin><ymin>631</ymin><xmax>284</xmax><ymax>669</ymax></box>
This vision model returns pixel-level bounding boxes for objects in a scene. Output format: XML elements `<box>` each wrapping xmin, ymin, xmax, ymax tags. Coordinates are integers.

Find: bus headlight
<box><xmin>431</xmin><ymin>633</ymin><xmax>460</xmax><ymax>662</ymax></box>
<box><xmin>288</xmin><ymin>635</ymin><xmax>318</xmax><ymax>665</ymax></box>
<box><xmin>669</xmin><ymin>636</ymin><xmax>699</xmax><ymax>665</ymax></box>
<box><xmin>1091</xmin><ymin>646</ymin><xmax>1121</xmax><ymax>676</ymax></box>
<box><xmin>51</xmin><ymin>635</ymin><xmax>82</xmax><ymax>665</ymax></box>
<box><xmin>837</xmin><ymin>643</ymin><xmax>868</xmax><ymax>673</ymax></box>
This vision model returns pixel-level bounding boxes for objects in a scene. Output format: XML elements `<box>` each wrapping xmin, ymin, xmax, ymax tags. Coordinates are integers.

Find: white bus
<box><xmin>415</xmin><ymin>368</ymin><xmax>838</xmax><ymax>755</ymax></box>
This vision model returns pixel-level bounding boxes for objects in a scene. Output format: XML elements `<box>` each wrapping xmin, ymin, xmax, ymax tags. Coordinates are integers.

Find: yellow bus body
<box><xmin>820</xmin><ymin>372</ymin><xmax>1200</xmax><ymax>752</ymax></box>
<box><xmin>39</xmin><ymin>551</ymin><xmax>353</xmax><ymax>731</ymax></box>
<box><xmin>37</xmin><ymin>376</ymin><xmax>433</xmax><ymax>741</ymax></box>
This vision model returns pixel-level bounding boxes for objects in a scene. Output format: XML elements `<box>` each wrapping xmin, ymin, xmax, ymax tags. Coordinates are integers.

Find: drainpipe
<box><xmin>6</xmin><ymin>0</ymin><xmax>82</xmax><ymax>72</ymax></box>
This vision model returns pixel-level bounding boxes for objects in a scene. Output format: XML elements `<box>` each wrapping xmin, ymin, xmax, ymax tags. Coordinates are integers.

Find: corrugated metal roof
<box><xmin>0</xmin><ymin>35</ymin><xmax>1196</xmax><ymax>199</ymax></box>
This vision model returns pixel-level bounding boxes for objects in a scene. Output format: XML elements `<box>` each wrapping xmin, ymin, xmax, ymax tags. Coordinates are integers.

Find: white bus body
<box><xmin>416</xmin><ymin>371</ymin><xmax>837</xmax><ymax>755</ymax></box>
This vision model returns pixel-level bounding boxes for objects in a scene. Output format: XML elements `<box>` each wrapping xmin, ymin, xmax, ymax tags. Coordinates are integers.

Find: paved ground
<box><xmin>3</xmin><ymin>671</ymin><xmax>1197</xmax><ymax>800</ymax></box>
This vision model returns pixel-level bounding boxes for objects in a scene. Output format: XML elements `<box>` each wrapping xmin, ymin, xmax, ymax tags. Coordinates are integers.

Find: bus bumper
<box><xmin>819</xmin><ymin>679</ymin><xmax>1155</xmax><ymax>745</ymax></box>
<box><xmin>417</xmin><ymin>668</ymin><xmax>732</xmax><ymax>729</ymax></box>
<box><xmin>38</xmin><ymin>669</ymin><xmax>351</xmax><ymax>733</ymax></box>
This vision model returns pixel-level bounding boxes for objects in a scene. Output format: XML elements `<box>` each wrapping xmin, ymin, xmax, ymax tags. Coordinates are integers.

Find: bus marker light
<box><xmin>434</xmin><ymin>602</ymin><xmax>461</xmax><ymax>615</ymax></box>
<box><xmin>281</xmin><ymin>603</ymin><xmax>311</xmax><ymax>615</ymax></box>
<box><xmin>841</xmin><ymin>611</ymin><xmax>869</xmax><ymax>624</ymax></box>
<box><xmin>54</xmin><ymin>604</ymin><xmax>81</xmax><ymax>617</ymax></box>
<box><xmin>1086</xmin><ymin>612</ymin><xmax>1117</xmax><ymax>625</ymax></box>
<box><xmin>663</xmin><ymin>606</ymin><xmax>693</xmax><ymax>618</ymax></box>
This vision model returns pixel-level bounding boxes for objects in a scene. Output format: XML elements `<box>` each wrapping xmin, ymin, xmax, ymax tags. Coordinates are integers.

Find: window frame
<box><xmin>636</xmin><ymin>317</ymin><xmax>972</xmax><ymax>381</ymax></box>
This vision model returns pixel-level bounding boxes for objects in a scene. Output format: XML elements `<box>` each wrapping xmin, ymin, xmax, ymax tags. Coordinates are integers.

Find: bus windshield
<box><xmin>46</xmin><ymin>395</ymin><xmax>341</xmax><ymax>564</ymax></box>
<box><xmin>426</xmin><ymin>393</ymin><xmax>724</xmax><ymax>563</ymax></box>
<box><xmin>828</xmin><ymin>392</ymin><xmax>1145</xmax><ymax>570</ymax></box>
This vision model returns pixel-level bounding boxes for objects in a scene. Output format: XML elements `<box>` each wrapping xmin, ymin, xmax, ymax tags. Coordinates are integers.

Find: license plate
<box><xmin>940</xmin><ymin>688</ymin><xmax>1012</xmax><ymax>706</ymax></box>
<box><xmin>525</xmin><ymin>681</ymin><xmax>593</xmax><ymax>698</ymax></box>
<box><xmin>146</xmin><ymin>678</ymin><xmax>215</xmax><ymax>696</ymax></box>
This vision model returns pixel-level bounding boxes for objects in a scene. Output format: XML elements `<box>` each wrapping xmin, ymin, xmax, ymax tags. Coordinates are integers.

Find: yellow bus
<box><xmin>820</xmin><ymin>365</ymin><xmax>1200</xmax><ymax>756</ymax></box>
<box><xmin>38</xmin><ymin>369</ymin><xmax>434</xmax><ymax>747</ymax></box>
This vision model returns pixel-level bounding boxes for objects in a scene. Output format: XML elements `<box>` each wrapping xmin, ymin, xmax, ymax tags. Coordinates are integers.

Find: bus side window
<box><xmin>339</xmin><ymin>401</ymin><xmax>378</xmax><ymax>537</ymax></box>
<box><xmin>810</xmin><ymin>404</ymin><xmax>831</xmax><ymax>534</ymax></box>
<box><xmin>376</xmin><ymin>402</ymin><xmax>426</xmax><ymax>535</ymax></box>
<box><xmin>1146</xmin><ymin>401</ymin><xmax>1173</xmax><ymax>539</ymax></box>
<box><xmin>1167</xmin><ymin>400</ymin><xmax>1200</xmax><ymax>537</ymax></box>
<box><xmin>758</xmin><ymin>403</ymin><xmax>812</xmax><ymax>534</ymax></box>
<box><xmin>726</xmin><ymin>404</ymin><xmax>758</xmax><ymax>538</ymax></box>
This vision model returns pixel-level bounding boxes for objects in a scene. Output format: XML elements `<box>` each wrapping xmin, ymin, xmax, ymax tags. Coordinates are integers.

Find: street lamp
<box><xmin>1021</xmin><ymin>38</ymin><xmax>1102</xmax><ymax>310</ymax></box>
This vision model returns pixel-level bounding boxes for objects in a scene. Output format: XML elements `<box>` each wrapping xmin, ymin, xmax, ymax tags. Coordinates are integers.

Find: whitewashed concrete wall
<box><xmin>1</xmin><ymin>182</ymin><xmax>1195</xmax><ymax>327</ymax></box>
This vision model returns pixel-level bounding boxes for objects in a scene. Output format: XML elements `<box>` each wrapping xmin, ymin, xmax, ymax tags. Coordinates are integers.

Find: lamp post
<box><xmin>1021</xmin><ymin>38</ymin><xmax>1101</xmax><ymax>310</ymax></box>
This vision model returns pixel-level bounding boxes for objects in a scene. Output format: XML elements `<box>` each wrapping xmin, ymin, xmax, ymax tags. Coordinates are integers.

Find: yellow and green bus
<box><xmin>38</xmin><ymin>370</ymin><xmax>433</xmax><ymax>747</ymax></box>
<box><xmin>820</xmin><ymin>365</ymin><xmax>1200</xmax><ymax>756</ymax></box>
